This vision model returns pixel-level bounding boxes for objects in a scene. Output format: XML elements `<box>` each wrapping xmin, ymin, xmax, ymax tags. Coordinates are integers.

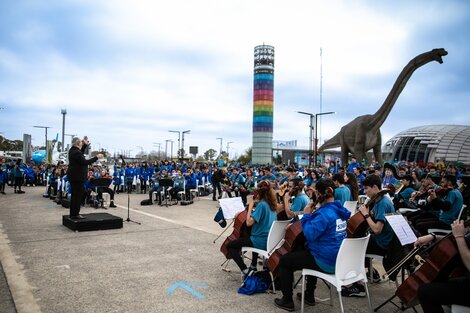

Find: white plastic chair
<box><xmin>300</xmin><ymin>234</ymin><xmax>372</xmax><ymax>313</ymax></box>
<box><xmin>190</xmin><ymin>181</ymin><xmax>200</xmax><ymax>201</ymax></box>
<box><xmin>452</xmin><ymin>304</ymin><xmax>470</xmax><ymax>313</ymax></box>
<box><xmin>344</xmin><ymin>201</ymin><xmax>358</xmax><ymax>214</ymax></box>
<box><xmin>241</xmin><ymin>220</ymin><xmax>290</xmax><ymax>292</ymax></box>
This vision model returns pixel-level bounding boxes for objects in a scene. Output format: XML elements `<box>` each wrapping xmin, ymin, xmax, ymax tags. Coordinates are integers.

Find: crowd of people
<box><xmin>2</xmin><ymin>146</ymin><xmax>470</xmax><ymax>312</ymax></box>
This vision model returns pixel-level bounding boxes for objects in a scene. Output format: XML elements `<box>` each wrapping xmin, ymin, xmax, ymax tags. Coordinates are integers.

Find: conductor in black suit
<box><xmin>67</xmin><ymin>136</ymin><xmax>103</xmax><ymax>219</ymax></box>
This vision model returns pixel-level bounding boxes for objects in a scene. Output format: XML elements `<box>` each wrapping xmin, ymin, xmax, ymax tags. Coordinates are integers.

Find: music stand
<box><xmin>158</xmin><ymin>178</ymin><xmax>174</xmax><ymax>207</ymax></box>
<box><xmin>91</xmin><ymin>178</ymin><xmax>112</xmax><ymax>209</ymax></box>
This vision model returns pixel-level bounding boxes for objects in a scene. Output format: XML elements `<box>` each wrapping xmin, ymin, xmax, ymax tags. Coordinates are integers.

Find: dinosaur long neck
<box><xmin>370</xmin><ymin>50</ymin><xmax>443</xmax><ymax>129</ymax></box>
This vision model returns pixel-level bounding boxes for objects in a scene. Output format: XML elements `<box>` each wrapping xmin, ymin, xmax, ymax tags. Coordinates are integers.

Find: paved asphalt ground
<box><xmin>0</xmin><ymin>186</ymin><xmax>424</xmax><ymax>313</ymax></box>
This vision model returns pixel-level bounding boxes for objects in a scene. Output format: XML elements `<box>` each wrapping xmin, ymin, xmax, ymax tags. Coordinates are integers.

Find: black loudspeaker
<box><xmin>189</xmin><ymin>146</ymin><xmax>198</xmax><ymax>154</ymax></box>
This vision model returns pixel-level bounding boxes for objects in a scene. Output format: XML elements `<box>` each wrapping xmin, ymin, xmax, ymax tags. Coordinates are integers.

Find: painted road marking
<box><xmin>166</xmin><ymin>281</ymin><xmax>208</xmax><ymax>299</ymax></box>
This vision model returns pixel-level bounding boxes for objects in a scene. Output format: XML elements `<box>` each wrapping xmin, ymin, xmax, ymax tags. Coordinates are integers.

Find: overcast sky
<box><xmin>1</xmin><ymin>0</ymin><xmax>469</xmax><ymax>159</ymax></box>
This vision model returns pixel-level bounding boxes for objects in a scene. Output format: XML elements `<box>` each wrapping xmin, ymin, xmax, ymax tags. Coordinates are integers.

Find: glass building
<box><xmin>383</xmin><ymin>125</ymin><xmax>470</xmax><ymax>165</ymax></box>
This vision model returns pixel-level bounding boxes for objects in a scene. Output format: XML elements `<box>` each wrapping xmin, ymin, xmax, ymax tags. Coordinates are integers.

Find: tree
<box><xmin>237</xmin><ymin>147</ymin><xmax>252</xmax><ymax>163</ymax></box>
<box><xmin>203</xmin><ymin>148</ymin><xmax>217</xmax><ymax>161</ymax></box>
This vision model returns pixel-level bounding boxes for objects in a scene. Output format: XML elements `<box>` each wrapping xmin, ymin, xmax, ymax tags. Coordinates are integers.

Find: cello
<box><xmin>266</xmin><ymin>219</ymin><xmax>305</xmax><ymax>275</ymax></box>
<box><xmin>395</xmin><ymin>219</ymin><xmax>470</xmax><ymax>307</ymax></box>
<box><xmin>219</xmin><ymin>203</ymin><xmax>253</xmax><ymax>259</ymax></box>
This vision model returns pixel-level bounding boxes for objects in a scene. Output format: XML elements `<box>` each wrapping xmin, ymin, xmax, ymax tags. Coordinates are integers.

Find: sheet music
<box><xmin>219</xmin><ymin>197</ymin><xmax>245</xmax><ymax>219</ymax></box>
<box><xmin>385</xmin><ymin>214</ymin><xmax>417</xmax><ymax>246</ymax></box>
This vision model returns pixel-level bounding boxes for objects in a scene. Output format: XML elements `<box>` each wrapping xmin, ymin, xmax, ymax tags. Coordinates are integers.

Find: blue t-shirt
<box><xmin>250</xmin><ymin>200</ymin><xmax>277</xmax><ymax>250</ymax></box>
<box><xmin>370</xmin><ymin>195</ymin><xmax>395</xmax><ymax>250</ymax></box>
<box><xmin>334</xmin><ymin>185</ymin><xmax>352</xmax><ymax>206</ymax></box>
<box><xmin>439</xmin><ymin>189</ymin><xmax>464</xmax><ymax>225</ymax></box>
<box><xmin>397</xmin><ymin>187</ymin><xmax>415</xmax><ymax>206</ymax></box>
<box><xmin>291</xmin><ymin>194</ymin><xmax>310</xmax><ymax>213</ymax></box>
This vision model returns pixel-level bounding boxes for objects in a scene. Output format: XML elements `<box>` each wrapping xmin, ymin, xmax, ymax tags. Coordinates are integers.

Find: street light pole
<box><xmin>169</xmin><ymin>130</ymin><xmax>181</xmax><ymax>157</ymax></box>
<box><xmin>153</xmin><ymin>143</ymin><xmax>161</xmax><ymax>159</ymax></box>
<box><xmin>33</xmin><ymin>125</ymin><xmax>51</xmax><ymax>161</ymax></box>
<box><xmin>296</xmin><ymin>111</ymin><xmax>314</xmax><ymax>166</ymax></box>
<box><xmin>61</xmin><ymin>109</ymin><xmax>67</xmax><ymax>152</ymax></box>
<box><xmin>216</xmin><ymin>137</ymin><xmax>223</xmax><ymax>158</ymax></box>
<box><xmin>226</xmin><ymin>141</ymin><xmax>234</xmax><ymax>160</ymax></box>
<box><xmin>181</xmin><ymin>130</ymin><xmax>190</xmax><ymax>160</ymax></box>
<box><xmin>314</xmin><ymin>111</ymin><xmax>335</xmax><ymax>167</ymax></box>
<box><xmin>165</xmin><ymin>139</ymin><xmax>172</xmax><ymax>159</ymax></box>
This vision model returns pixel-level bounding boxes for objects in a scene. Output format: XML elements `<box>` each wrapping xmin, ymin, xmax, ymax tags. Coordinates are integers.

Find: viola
<box><xmin>220</xmin><ymin>210</ymin><xmax>252</xmax><ymax>259</ymax></box>
<box><xmin>395</xmin><ymin>219</ymin><xmax>470</xmax><ymax>307</ymax></box>
<box><xmin>346</xmin><ymin>189</ymin><xmax>389</xmax><ymax>238</ymax></box>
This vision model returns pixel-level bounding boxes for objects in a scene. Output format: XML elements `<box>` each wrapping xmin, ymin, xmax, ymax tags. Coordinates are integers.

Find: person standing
<box><xmin>67</xmin><ymin>136</ymin><xmax>103</xmax><ymax>219</ymax></box>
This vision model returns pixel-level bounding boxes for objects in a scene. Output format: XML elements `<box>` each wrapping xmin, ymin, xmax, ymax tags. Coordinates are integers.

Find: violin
<box><xmin>433</xmin><ymin>186</ymin><xmax>451</xmax><ymax>197</ymax></box>
<box><xmin>346</xmin><ymin>189</ymin><xmax>389</xmax><ymax>238</ymax></box>
<box><xmin>396</xmin><ymin>219</ymin><xmax>470</xmax><ymax>307</ymax></box>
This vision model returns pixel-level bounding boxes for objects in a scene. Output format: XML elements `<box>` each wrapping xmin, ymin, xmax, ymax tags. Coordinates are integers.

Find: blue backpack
<box><xmin>237</xmin><ymin>275</ymin><xmax>269</xmax><ymax>295</ymax></box>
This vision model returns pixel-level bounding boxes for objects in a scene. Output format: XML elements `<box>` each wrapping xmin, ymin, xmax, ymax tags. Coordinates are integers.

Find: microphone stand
<box><xmin>125</xmin><ymin>183</ymin><xmax>141</xmax><ymax>225</ymax></box>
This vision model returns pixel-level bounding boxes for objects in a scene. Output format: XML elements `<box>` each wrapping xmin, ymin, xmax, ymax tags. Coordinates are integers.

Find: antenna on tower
<box><xmin>319</xmin><ymin>46</ymin><xmax>323</xmax><ymax>144</ymax></box>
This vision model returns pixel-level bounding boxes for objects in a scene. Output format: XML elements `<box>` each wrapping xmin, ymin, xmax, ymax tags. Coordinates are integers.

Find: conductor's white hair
<box><xmin>72</xmin><ymin>137</ymin><xmax>81</xmax><ymax>145</ymax></box>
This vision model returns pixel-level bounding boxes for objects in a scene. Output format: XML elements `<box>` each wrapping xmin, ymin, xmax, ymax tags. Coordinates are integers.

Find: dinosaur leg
<box><xmin>373</xmin><ymin>144</ymin><xmax>383</xmax><ymax>165</ymax></box>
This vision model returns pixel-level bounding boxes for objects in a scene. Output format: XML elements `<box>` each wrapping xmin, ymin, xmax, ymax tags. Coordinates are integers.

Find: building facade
<box><xmin>252</xmin><ymin>44</ymin><xmax>274</xmax><ymax>165</ymax></box>
<box><xmin>383</xmin><ymin>124</ymin><xmax>470</xmax><ymax>165</ymax></box>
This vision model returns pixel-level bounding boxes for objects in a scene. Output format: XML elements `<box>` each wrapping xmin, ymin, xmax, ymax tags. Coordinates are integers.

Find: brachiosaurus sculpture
<box><xmin>318</xmin><ymin>48</ymin><xmax>448</xmax><ymax>166</ymax></box>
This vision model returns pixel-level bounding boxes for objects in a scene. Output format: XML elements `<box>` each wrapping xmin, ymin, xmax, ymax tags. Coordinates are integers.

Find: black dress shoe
<box><xmin>70</xmin><ymin>215</ymin><xmax>85</xmax><ymax>219</ymax></box>
<box><xmin>274</xmin><ymin>298</ymin><xmax>295</xmax><ymax>312</ymax></box>
<box><xmin>109</xmin><ymin>203</ymin><xmax>117</xmax><ymax>208</ymax></box>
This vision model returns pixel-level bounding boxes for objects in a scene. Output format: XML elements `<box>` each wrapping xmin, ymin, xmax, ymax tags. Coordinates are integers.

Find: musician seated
<box><xmin>393</xmin><ymin>175</ymin><xmax>416</xmax><ymax>209</ymax></box>
<box><xmin>278</xmin><ymin>178</ymin><xmax>309</xmax><ymax>220</ymax></box>
<box><xmin>332</xmin><ymin>173</ymin><xmax>352</xmax><ymax>206</ymax></box>
<box><xmin>147</xmin><ymin>171</ymin><xmax>164</xmax><ymax>205</ymax></box>
<box><xmin>225</xmin><ymin>181</ymin><xmax>277</xmax><ymax>277</ymax></box>
<box><xmin>414</xmin><ymin>175</ymin><xmax>464</xmax><ymax>235</ymax></box>
<box><xmin>414</xmin><ymin>220</ymin><xmax>470</xmax><ymax>313</ymax></box>
<box><xmin>92</xmin><ymin>169</ymin><xmax>116</xmax><ymax>208</ymax></box>
<box><xmin>170</xmin><ymin>170</ymin><xmax>184</xmax><ymax>201</ymax></box>
<box><xmin>227</xmin><ymin>167</ymin><xmax>245</xmax><ymax>198</ymax></box>
<box><xmin>274</xmin><ymin>178</ymin><xmax>351</xmax><ymax>311</ymax></box>
<box><xmin>342</xmin><ymin>174</ymin><xmax>395</xmax><ymax>297</ymax></box>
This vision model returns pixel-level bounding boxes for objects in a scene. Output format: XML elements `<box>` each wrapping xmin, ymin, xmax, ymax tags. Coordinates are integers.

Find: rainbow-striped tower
<box><xmin>252</xmin><ymin>44</ymin><xmax>274</xmax><ymax>165</ymax></box>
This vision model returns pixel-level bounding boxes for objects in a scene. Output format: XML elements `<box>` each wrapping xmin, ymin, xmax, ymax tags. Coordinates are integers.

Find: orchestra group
<box><xmin>2</xmin><ymin>148</ymin><xmax>470</xmax><ymax>312</ymax></box>
<box><xmin>217</xmin><ymin>162</ymin><xmax>469</xmax><ymax>313</ymax></box>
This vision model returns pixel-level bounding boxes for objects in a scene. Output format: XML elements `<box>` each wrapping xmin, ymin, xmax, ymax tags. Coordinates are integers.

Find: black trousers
<box><xmin>415</xmin><ymin>217</ymin><xmax>450</xmax><ymax>236</ymax></box>
<box><xmin>278</xmin><ymin>249</ymin><xmax>321</xmax><ymax>300</ymax></box>
<box><xmin>212</xmin><ymin>182</ymin><xmax>222</xmax><ymax>200</ymax></box>
<box><xmin>97</xmin><ymin>187</ymin><xmax>114</xmax><ymax>201</ymax></box>
<box><xmin>226</xmin><ymin>237</ymin><xmax>258</xmax><ymax>271</ymax></box>
<box><xmin>70</xmin><ymin>181</ymin><xmax>85</xmax><ymax>216</ymax></box>
<box><xmin>418</xmin><ymin>277</ymin><xmax>470</xmax><ymax>313</ymax></box>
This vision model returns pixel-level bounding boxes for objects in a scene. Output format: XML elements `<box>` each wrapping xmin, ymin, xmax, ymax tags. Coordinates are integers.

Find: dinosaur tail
<box><xmin>318</xmin><ymin>132</ymin><xmax>341</xmax><ymax>151</ymax></box>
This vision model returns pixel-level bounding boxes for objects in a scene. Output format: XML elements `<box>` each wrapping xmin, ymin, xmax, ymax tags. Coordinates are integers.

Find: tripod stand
<box><xmin>125</xmin><ymin>183</ymin><xmax>141</xmax><ymax>225</ymax></box>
